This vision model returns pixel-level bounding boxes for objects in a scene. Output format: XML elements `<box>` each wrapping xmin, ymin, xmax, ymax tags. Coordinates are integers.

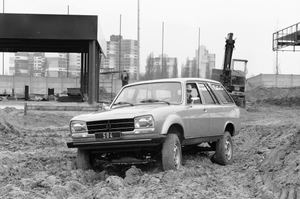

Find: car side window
<box><xmin>210</xmin><ymin>84</ymin><xmax>234</xmax><ymax>104</ymax></box>
<box><xmin>186</xmin><ymin>83</ymin><xmax>202</xmax><ymax>104</ymax></box>
<box><xmin>197</xmin><ymin>83</ymin><xmax>215</xmax><ymax>104</ymax></box>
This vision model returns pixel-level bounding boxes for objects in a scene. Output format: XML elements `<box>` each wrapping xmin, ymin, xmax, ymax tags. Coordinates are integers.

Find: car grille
<box><xmin>86</xmin><ymin>119</ymin><xmax>134</xmax><ymax>134</ymax></box>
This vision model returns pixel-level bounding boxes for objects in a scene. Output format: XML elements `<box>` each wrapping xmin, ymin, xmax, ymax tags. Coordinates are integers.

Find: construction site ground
<box><xmin>0</xmin><ymin>98</ymin><xmax>299</xmax><ymax>198</ymax></box>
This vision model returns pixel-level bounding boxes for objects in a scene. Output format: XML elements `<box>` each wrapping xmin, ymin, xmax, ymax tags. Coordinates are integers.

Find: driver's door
<box><xmin>182</xmin><ymin>82</ymin><xmax>210</xmax><ymax>138</ymax></box>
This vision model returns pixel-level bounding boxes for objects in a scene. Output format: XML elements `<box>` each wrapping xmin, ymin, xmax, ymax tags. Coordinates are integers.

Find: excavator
<box><xmin>211</xmin><ymin>33</ymin><xmax>247</xmax><ymax>107</ymax></box>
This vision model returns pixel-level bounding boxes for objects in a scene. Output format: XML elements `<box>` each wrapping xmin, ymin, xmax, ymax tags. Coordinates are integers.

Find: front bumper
<box><xmin>67</xmin><ymin>133</ymin><xmax>166</xmax><ymax>152</ymax></box>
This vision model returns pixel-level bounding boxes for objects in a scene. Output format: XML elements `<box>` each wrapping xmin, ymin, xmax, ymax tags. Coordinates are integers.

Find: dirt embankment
<box><xmin>246</xmin><ymin>87</ymin><xmax>300</xmax><ymax>106</ymax></box>
<box><xmin>0</xmin><ymin>106</ymin><xmax>299</xmax><ymax>198</ymax></box>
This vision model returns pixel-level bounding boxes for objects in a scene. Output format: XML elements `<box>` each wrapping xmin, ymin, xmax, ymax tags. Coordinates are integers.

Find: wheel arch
<box><xmin>167</xmin><ymin>123</ymin><xmax>185</xmax><ymax>143</ymax></box>
<box><xmin>161</xmin><ymin>114</ymin><xmax>185</xmax><ymax>135</ymax></box>
<box><xmin>224</xmin><ymin>122</ymin><xmax>235</xmax><ymax>136</ymax></box>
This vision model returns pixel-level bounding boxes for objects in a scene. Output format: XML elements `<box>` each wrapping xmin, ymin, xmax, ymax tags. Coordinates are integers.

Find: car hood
<box><xmin>71</xmin><ymin>104</ymin><xmax>174</xmax><ymax>122</ymax></box>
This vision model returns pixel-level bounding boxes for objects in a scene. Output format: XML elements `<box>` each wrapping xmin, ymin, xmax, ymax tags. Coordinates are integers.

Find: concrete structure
<box><xmin>246</xmin><ymin>74</ymin><xmax>300</xmax><ymax>90</ymax></box>
<box><xmin>101</xmin><ymin>35</ymin><xmax>138</xmax><ymax>80</ymax></box>
<box><xmin>181</xmin><ymin>45</ymin><xmax>215</xmax><ymax>78</ymax></box>
<box><xmin>0</xmin><ymin>13</ymin><xmax>106</xmax><ymax>104</ymax></box>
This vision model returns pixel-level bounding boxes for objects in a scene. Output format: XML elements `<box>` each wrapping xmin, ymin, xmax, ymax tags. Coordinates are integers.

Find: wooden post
<box><xmin>24</xmin><ymin>103</ymin><xmax>27</xmax><ymax>115</ymax></box>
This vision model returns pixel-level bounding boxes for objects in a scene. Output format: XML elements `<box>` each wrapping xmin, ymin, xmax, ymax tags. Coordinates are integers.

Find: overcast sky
<box><xmin>1</xmin><ymin>0</ymin><xmax>300</xmax><ymax>77</ymax></box>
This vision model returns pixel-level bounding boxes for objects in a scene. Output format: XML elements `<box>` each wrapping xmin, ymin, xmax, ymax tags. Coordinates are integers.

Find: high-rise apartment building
<box><xmin>9</xmin><ymin>56</ymin><xmax>15</xmax><ymax>75</ymax></box>
<box><xmin>13</xmin><ymin>52</ymin><xmax>46</xmax><ymax>76</ymax></box>
<box><xmin>10</xmin><ymin>52</ymin><xmax>80</xmax><ymax>77</ymax></box>
<box><xmin>207</xmin><ymin>54</ymin><xmax>216</xmax><ymax>79</ymax></box>
<box><xmin>101</xmin><ymin>35</ymin><xmax>139</xmax><ymax>80</ymax></box>
<box><xmin>14</xmin><ymin>52</ymin><xmax>30</xmax><ymax>76</ymax></box>
<box><xmin>181</xmin><ymin>58</ymin><xmax>197</xmax><ymax>78</ymax></box>
<box><xmin>45</xmin><ymin>53</ymin><xmax>68</xmax><ymax>77</ymax></box>
<box><xmin>32</xmin><ymin>53</ymin><xmax>46</xmax><ymax>77</ymax></box>
<box><xmin>181</xmin><ymin>45</ymin><xmax>215</xmax><ymax>79</ymax></box>
<box><xmin>68</xmin><ymin>53</ymin><xmax>81</xmax><ymax>78</ymax></box>
<box><xmin>144</xmin><ymin>54</ymin><xmax>178</xmax><ymax>80</ymax></box>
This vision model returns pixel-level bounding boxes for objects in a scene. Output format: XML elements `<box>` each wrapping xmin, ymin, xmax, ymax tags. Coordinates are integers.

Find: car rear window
<box><xmin>197</xmin><ymin>83</ymin><xmax>215</xmax><ymax>104</ymax></box>
<box><xmin>210</xmin><ymin>84</ymin><xmax>234</xmax><ymax>104</ymax></box>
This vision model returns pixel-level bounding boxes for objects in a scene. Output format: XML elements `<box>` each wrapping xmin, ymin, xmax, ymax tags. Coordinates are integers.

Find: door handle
<box><xmin>203</xmin><ymin>109</ymin><xmax>208</xmax><ymax>112</ymax></box>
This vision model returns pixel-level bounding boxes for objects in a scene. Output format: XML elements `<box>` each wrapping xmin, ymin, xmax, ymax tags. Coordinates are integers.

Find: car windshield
<box><xmin>113</xmin><ymin>82</ymin><xmax>182</xmax><ymax>107</ymax></box>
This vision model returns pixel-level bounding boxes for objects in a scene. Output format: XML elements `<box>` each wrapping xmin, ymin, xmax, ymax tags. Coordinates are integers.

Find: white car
<box><xmin>67</xmin><ymin>78</ymin><xmax>241</xmax><ymax>170</ymax></box>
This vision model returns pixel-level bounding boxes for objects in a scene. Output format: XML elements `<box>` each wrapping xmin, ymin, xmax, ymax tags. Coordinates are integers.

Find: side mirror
<box><xmin>102</xmin><ymin>103</ymin><xmax>110</xmax><ymax>111</ymax></box>
<box><xmin>191</xmin><ymin>97</ymin><xmax>200</xmax><ymax>104</ymax></box>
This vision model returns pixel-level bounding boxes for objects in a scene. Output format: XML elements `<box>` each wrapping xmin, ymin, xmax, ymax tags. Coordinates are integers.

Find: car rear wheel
<box><xmin>162</xmin><ymin>133</ymin><xmax>182</xmax><ymax>170</ymax></box>
<box><xmin>214</xmin><ymin>131</ymin><xmax>233</xmax><ymax>165</ymax></box>
<box><xmin>76</xmin><ymin>149</ymin><xmax>92</xmax><ymax>170</ymax></box>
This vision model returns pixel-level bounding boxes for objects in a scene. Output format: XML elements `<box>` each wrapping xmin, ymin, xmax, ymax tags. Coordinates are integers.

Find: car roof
<box><xmin>127</xmin><ymin>78</ymin><xmax>220</xmax><ymax>87</ymax></box>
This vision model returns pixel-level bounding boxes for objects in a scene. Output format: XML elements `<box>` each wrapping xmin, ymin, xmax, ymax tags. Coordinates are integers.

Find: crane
<box><xmin>211</xmin><ymin>33</ymin><xmax>247</xmax><ymax>107</ymax></box>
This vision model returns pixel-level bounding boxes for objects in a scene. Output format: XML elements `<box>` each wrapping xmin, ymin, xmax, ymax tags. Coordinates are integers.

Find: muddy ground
<box><xmin>0</xmin><ymin>105</ymin><xmax>299</xmax><ymax>199</ymax></box>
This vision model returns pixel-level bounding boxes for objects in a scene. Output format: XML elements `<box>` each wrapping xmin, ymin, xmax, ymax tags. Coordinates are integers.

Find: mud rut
<box><xmin>0</xmin><ymin>106</ymin><xmax>299</xmax><ymax>199</ymax></box>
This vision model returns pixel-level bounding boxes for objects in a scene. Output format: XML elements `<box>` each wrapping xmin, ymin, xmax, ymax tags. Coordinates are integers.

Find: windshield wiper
<box><xmin>113</xmin><ymin>101</ymin><xmax>134</xmax><ymax>106</ymax></box>
<box><xmin>140</xmin><ymin>99</ymin><xmax>170</xmax><ymax>105</ymax></box>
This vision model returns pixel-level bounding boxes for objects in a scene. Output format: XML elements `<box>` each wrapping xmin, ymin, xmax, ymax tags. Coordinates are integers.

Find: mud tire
<box><xmin>162</xmin><ymin>133</ymin><xmax>182</xmax><ymax>170</ymax></box>
<box><xmin>76</xmin><ymin>149</ymin><xmax>92</xmax><ymax>170</ymax></box>
<box><xmin>214</xmin><ymin>131</ymin><xmax>233</xmax><ymax>165</ymax></box>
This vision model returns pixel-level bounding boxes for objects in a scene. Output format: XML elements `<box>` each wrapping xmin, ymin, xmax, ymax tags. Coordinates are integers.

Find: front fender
<box><xmin>160</xmin><ymin>114</ymin><xmax>185</xmax><ymax>135</ymax></box>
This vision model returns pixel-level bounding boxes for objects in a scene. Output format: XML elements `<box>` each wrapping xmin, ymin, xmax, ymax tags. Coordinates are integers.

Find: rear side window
<box><xmin>210</xmin><ymin>84</ymin><xmax>234</xmax><ymax>104</ymax></box>
<box><xmin>197</xmin><ymin>83</ymin><xmax>215</xmax><ymax>104</ymax></box>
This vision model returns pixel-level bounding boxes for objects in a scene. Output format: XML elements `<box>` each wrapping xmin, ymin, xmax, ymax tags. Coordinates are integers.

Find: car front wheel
<box><xmin>162</xmin><ymin>133</ymin><xmax>182</xmax><ymax>170</ymax></box>
<box><xmin>214</xmin><ymin>131</ymin><xmax>233</xmax><ymax>165</ymax></box>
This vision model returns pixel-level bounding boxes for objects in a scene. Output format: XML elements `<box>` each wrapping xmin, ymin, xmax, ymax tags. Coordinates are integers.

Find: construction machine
<box><xmin>211</xmin><ymin>33</ymin><xmax>247</xmax><ymax>107</ymax></box>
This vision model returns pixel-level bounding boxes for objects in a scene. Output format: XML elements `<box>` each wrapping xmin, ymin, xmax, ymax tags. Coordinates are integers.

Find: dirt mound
<box><xmin>238</xmin><ymin>107</ymin><xmax>300</xmax><ymax>198</ymax></box>
<box><xmin>1</xmin><ymin>106</ymin><xmax>300</xmax><ymax>198</ymax></box>
<box><xmin>257</xmin><ymin>125</ymin><xmax>300</xmax><ymax>193</ymax></box>
<box><xmin>246</xmin><ymin>87</ymin><xmax>300</xmax><ymax>106</ymax></box>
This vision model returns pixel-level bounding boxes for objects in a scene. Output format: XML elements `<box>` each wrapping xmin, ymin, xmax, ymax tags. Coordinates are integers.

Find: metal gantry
<box><xmin>273</xmin><ymin>22</ymin><xmax>300</xmax><ymax>51</ymax></box>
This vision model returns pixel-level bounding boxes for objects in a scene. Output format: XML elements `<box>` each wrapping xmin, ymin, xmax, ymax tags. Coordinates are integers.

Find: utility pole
<box><xmin>66</xmin><ymin>5</ymin><xmax>70</xmax><ymax>78</ymax></box>
<box><xmin>275</xmin><ymin>50</ymin><xmax>279</xmax><ymax>75</ymax></box>
<box><xmin>2</xmin><ymin>0</ymin><xmax>4</xmax><ymax>75</ymax></box>
<box><xmin>197</xmin><ymin>28</ymin><xmax>200</xmax><ymax>78</ymax></box>
<box><xmin>137</xmin><ymin>0</ymin><xmax>140</xmax><ymax>80</ymax></box>
<box><xmin>275</xmin><ymin>20</ymin><xmax>279</xmax><ymax>75</ymax></box>
<box><xmin>161</xmin><ymin>22</ymin><xmax>164</xmax><ymax>78</ymax></box>
<box><xmin>119</xmin><ymin>14</ymin><xmax>122</xmax><ymax>78</ymax></box>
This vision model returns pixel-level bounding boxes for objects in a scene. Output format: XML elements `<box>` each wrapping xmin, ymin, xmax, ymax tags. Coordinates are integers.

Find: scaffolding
<box><xmin>273</xmin><ymin>22</ymin><xmax>300</xmax><ymax>51</ymax></box>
